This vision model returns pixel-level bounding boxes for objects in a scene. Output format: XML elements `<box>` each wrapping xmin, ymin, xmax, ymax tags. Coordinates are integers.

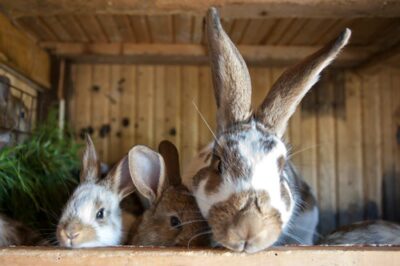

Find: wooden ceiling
<box><xmin>15</xmin><ymin>15</ymin><xmax>400</xmax><ymax>47</ymax></box>
<box><xmin>1</xmin><ymin>0</ymin><xmax>400</xmax><ymax>68</ymax></box>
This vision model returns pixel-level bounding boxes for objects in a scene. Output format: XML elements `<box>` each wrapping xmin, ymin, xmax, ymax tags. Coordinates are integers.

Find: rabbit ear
<box><xmin>80</xmin><ymin>134</ymin><xmax>100</xmax><ymax>183</ymax></box>
<box><xmin>206</xmin><ymin>7</ymin><xmax>252</xmax><ymax>132</ymax></box>
<box><xmin>255</xmin><ymin>29</ymin><xmax>351</xmax><ymax>137</ymax></box>
<box><xmin>104</xmin><ymin>155</ymin><xmax>136</xmax><ymax>199</ymax></box>
<box><xmin>158</xmin><ymin>140</ymin><xmax>182</xmax><ymax>187</ymax></box>
<box><xmin>128</xmin><ymin>145</ymin><xmax>167</xmax><ymax>204</ymax></box>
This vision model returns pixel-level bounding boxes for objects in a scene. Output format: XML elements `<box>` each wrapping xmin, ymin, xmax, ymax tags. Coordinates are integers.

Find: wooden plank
<box><xmin>3</xmin><ymin>0</ymin><xmax>400</xmax><ymax>18</ymax></box>
<box><xmin>240</xmin><ymin>19</ymin><xmax>265</xmax><ymax>45</ymax></box>
<box><xmin>120</xmin><ymin>65</ymin><xmax>136</xmax><ymax>154</ymax></box>
<box><xmin>1</xmin><ymin>247</ymin><xmax>400</xmax><ymax>266</ymax></box>
<box><xmin>97</xmin><ymin>15</ymin><xmax>122</xmax><ymax>42</ymax></box>
<box><xmin>228</xmin><ymin>19</ymin><xmax>249</xmax><ymax>43</ymax></box>
<box><xmin>173</xmin><ymin>14</ymin><xmax>192</xmax><ymax>43</ymax></box>
<box><xmin>379</xmin><ymin>69</ymin><xmax>395</xmax><ymax>220</ymax></box>
<box><xmin>135</xmin><ymin>65</ymin><xmax>154</xmax><ymax>148</ymax></box>
<box><xmin>40</xmin><ymin>42</ymin><xmax>373</xmax><ymax>67</ymax></box>
<box><xmin>147</xmin><ymin>15</ymin><xmax>173</xmax><ymax>43</ymax></box>
<box><xmin>41</xmin><ymin>16</ymin><xmax>72</xmax><ymax>42</ymax></box>
<box><xmin>299</xmin><ymin>76</ymin><xmax>318</xmax><ymax>195</ymax></box>
<box><xmin>249</xmin><ymin>67</ymin><xmax>271</xmax><ymax>109</ymax></box>
<box><xmin>108</xmin><ymin>65</ymin><xmax>123</xmax><ymax>163</ymax></box>
<box><xmin>198</xmin><ymin>66</ymin><xmax>216</xmax><ymax>149</ymax></box>
<box><xmin>73</xmin><ymin>64</ymin><xmax>92</xmax><ymax>145</ymax></box>
<box><xmin>0</xmin><ymin>14</ymin><xmax>50</xmax><ymax>88</ymax></box>
<box><xmin>113</xmin><ymin>15</ymin><xmax>136</xmax><ymax>42</ymax></box>
<box><xmin>335</xmin><ymin>71</ymin><xmax>364</xmax><ymax>226</ymax></box>
<box><xmin>262</xmin><ymin>18</ymin><xmax>294</xmax><ymax>45</ymax></box>
<box><xmin>163</xmin><ymin>66</ymin><xmax>181</xmax><ymax>148</ymax></box>
<box><xmin>75</xmin><ymin>15</ymin><xmax>108</xmax><ymax>42</ymax></box>
<box><xmin>316</xmin><ymin>72</ymin><xmax>337</xmax><ymax>235</ymax></box>
<box><xmin>153</xmin><ymin>66</ymin><xmax>167</xmax><ymax>146</ymax></box>
<box><xmin>91</xmin><ymin>64</ymin><xmax>110</xmax><ymax>163</ymax></box>
<box><xmin>289</xmin><ymin>19</ymin><xmax>337</xmax><ymax>45</ymax></box>
<box><xmin>391</xmin><ymin>69</ymin><xmax>400</xmax><ymax>221</ymax></box>
<box><xmin>277</xmin><ymin>18</ymin><xmax>308</xmax><ymax>45</ymax></box>
<box><xmin>129</xmin><ymin>15</ymin><xmax>151</xmax><ymax>43</ymax></box>
<box><xmin>361</xmin><ymin>73</ymin><xmax>382</xmax><ymax>219</ymax></box>
<box><xmin>191</xmin><ymin>16</ymin><xmax>203</xmax><ymax>44</ymax></box>
<box><xmin>18</xmin><ymin>16</ymin><xmax>58</xmax><ymax>41</ymax></box>
<box><xmin>181</xmin><ymin>66</ymin><xmax>200</xmax><ymax>167</ymax></box>
<box><xmin>57</xmin><ymin>15</ymin><xmax>89</xmax><ymax>42</ymax></box>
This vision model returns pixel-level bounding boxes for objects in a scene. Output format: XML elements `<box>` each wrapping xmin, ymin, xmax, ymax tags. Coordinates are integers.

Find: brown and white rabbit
<box><xmin>190</xmin><ymin>7</ymin><xmax>351</xmax><ymax>253</ymax></box>
<box><xmin>129</xmin><ymin>140</ymin><xmax>210</xmax><ymax>247</ymax></box>
<box><xmin>0</xmin><ymin>214</ymin><xmax>46</xmax><ymax>246</ymax></box>
<box><xmin>57</xmin><ymin>135</ymin><xmax>138</xmax><ymax>248</ymax></box>
<box><xmin>320</xmin><ymin>220</ymin><xmax>400</xmax><ymax>245</ymax></box>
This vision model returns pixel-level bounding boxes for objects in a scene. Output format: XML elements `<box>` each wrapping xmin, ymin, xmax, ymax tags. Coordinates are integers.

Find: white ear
<box><xmin>128</xmin><ymin>145</ymin><xmax>167</xmax><ymax>204</ymax></box>
<box><xmin>105</xmin><ymin>155</ymin><xmax>135</xmax><ymax>199</ymax></box>
<box><xmin>80</xmin><ymin>134</ymin><xmax>100</xmax><ymax>183</ymax></box>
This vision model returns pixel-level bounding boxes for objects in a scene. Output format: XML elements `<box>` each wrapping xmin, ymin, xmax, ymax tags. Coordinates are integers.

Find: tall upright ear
<box><xmin>128</xmin><ymin>145</ymin><xmax>167</xmax><ymax>204</ymax></box>
<box><xmin>158</xmin><ymin>140</ymin><xmax>182</xmax><ymax>187</ymax></box>
<box><xmin>104</xmin><ymin>155</ymin><xmax>136</xmax><ymax>199</ymax></box>
<box><xmin>206</xmin><ymin>7</ymin><xmax>252</xmax><ymax>132</ymax></box>
<box><xmin>80</xmin><ymin>135</ymin><xmax>100</xmax><ymax>183</ymax></box>
<box><xmin>256</xmin><ymin>29</ymin><xmax>351</xmax><ymax>137</ymax></box>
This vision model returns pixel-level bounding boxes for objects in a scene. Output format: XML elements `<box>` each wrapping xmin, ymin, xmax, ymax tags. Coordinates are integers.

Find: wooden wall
<box><xmin>68</xmin><ymin>63</ymin><xmax>400</xmax><ymax>234</ymax></box>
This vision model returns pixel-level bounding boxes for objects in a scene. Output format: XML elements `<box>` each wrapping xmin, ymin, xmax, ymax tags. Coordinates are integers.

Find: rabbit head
<box><xmin>191</xmin><ymin>7</ymin><xmax>351</xmax><ymax>253</ymax></box>
<box><xmin>57</xmin><ymin>135</ymin><xmax>135</xmax><ymax>248</ymax></box>
<box><xmin>130</xmin><ymin>141</ymin><xmax>210</xmax><ymax>247</ymax></box>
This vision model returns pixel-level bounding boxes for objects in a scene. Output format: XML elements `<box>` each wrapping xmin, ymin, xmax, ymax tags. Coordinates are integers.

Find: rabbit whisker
<box><xmin>192</xmin><ymin>100</ymin><xmax>220</xmax><ymax>147</ymax></box>
<box><xmin>187</xmin><ymin>229</ymin><xmax>212</xmax><ymax>249</ymax></box>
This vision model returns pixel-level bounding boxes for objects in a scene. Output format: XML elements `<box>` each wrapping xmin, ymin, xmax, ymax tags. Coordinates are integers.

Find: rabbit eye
<box><xmin>213</xmin><ymin>156</ymin><xmax>223</xmax><ymax>174</ymax></box>
<box><xmin>170</xmin><ymin>215</ymin><xmax>181</xmax><ymax>228</ymax></box>
<box><xmin>20</xmin><ymin>111</ymin><xmax>25</xmax><ymax>119</ymax></box>
<box><xmin>96</xmin><ymin>208</ymin><xmax>105</xmax><ymax>220</ymax></box>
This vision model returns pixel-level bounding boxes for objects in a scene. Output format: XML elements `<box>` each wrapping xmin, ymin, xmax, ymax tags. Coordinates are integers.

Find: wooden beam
<box><xmin>355</xmin><ymin>41</ymin><xmax>400</xmax><ymax>72</ymax></box>
<box><xmin>40</xmin><ymin>42</ymin><xmax>375</xmax><ymax>67</ymax></box>
<box><xmin>0</xmin><ymin>13</ymin><xmax>50</xmax><ymax>88</ymax></box>
<box><xmin>1</xmin><ymin>0</ymin><xmax>400</xmax><ymax>18</ymax></box>
<box><xmin>0</xmin><ymin>246</ymin><xmax>400</xmax><ymax>266</ymax></box>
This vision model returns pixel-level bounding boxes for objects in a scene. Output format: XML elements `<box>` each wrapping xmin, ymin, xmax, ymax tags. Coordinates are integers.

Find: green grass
<box><xmin>0</xmin><ymin>111</ymin><xmax>81</xmax><ymax>237</ymax></box>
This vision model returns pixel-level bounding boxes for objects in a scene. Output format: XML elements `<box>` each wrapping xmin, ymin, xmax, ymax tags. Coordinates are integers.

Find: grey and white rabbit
<box><xmin>57</xmin><ymin>135</ymin><xmax>139</xmax><ymax>248</ymax></box>
<box><xmin>320</xmin><ymin>220</ymin><xmax>400</xmax><ymax>245</ymax></box>
<box><xmin>190</xmin><ymin>7</ymin><xmax>351</xmax><ymax>253</ymax></box>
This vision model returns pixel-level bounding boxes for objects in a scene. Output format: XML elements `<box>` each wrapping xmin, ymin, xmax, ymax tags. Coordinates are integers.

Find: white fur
<box><xmin>58</xmin><ymin>183</ymin><xmax>123</xmax><ymax>248</ymax></box>
<box><xmin>194</xmin><ymin>128</ymin><xmax>292</xmax><ymax>228</ymax></box>
<box><xmin>182</xmin><ymin>143</ymin><xmax>213</xmax><ymax>190</ymax></box>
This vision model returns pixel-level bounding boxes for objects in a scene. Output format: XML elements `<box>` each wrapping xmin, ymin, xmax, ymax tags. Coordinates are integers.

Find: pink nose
<box><xmin>65</xmin><ymin>231</ymin><xmax>79</xmax><ymax>240</ymax></box>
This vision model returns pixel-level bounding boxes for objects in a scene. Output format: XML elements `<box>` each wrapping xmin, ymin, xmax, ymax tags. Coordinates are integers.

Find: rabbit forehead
<box><xmin>195</xmin><ymin>130</ymin><xmax>290</xmax><ymax>219</ymax></box>
<box><xmin>64</xmin><ymin>183</ymin><xmax>119</xmax><ymax>221</ymax></box>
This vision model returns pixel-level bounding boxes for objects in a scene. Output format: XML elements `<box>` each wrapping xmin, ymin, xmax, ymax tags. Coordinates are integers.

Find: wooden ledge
<box><xmin>1</xmin><ymin>246</ymin><xmax>400</xmax><ymax>266</ymax></box>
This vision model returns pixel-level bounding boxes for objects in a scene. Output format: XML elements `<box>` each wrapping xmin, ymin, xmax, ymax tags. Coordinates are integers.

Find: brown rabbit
<box><xmin>129</xmin><ymin>141</ymin><xmax>210</xmax><ymax>247</ymax></box>
<box><xmin>0</xmin><ymin>214</ymin><xmax>47</xmax><ymax>246</ymax></box>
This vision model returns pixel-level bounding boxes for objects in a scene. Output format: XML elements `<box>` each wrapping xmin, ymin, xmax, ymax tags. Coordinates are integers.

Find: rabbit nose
<box><xmin>65</xmin><ymin>230</ymin><xmax>79</xmax><ymax>240</ymax></box>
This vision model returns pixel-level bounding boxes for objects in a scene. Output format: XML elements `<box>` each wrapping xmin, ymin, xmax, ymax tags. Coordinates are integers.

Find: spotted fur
<box><xmin>190</xmin><ymin>7</ymin><xmax>351</xmax><ymax>253</ymax></box>
<box><xmin>57</xmin><ymin>135</ymin><xmax>138</xmax><ymax>248</ymax></box>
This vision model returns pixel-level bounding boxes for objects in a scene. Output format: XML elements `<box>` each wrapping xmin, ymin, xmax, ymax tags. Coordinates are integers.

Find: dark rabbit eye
<box><xmin>20</xmin><ymin>111</ymin><xmax>25</xmax><ymax>119</ymax></box>
<box><xmin>217</xmin><ymin>161</ymin><xmax>223</xmax><ymax>174</ymax></box>
<box><xmin>96</xmin><ymin>208</ymin><xmax>105</xmax><ymax>220</ymax></box>
<box><xmin>170</xmin><ymin>215</ymin><xmax>181</xmax><ymax>228</ymax></box>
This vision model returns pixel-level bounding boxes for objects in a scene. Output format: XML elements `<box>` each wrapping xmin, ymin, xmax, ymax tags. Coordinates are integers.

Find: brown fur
<box><xmin>80</xmin><ymin>135</ymin><xmax>100</xmax><ymax>183</ymax></box>
<box><xmin>130</xmin><ymin>185</ymin><xmax>209</xmax><ymax>247</ymax></box>
<box><xmin>0</xmin><ymin>214</ymin><xmax>46</xmax><ymax>246</ymax></box>
<box><xmin>208</xmin><ymin>191</ymin><xmax>282</xmax><ymax>251</ymax></box>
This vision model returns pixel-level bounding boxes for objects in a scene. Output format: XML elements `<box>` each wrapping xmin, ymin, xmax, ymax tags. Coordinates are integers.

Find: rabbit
<box><xmin>319</xmin><ymin>220</ymin><xmax>400</xmax><ymax>245</ymax></box>
<box><xmin>189</xmin><ymin>7</ymin><xmax>351</xmax><ymax>253</ymax></box>
<box><xmin>129</xmin><ymin>140</ymin><xmax>210</xmax><ymax>247</ymax></box>
<box><xmin>0</xmin><ymin>214</ymin><xmax>46</xmax><ymax>246</ymax></box>
<box><xmin>0</xmin><ymin>76</ymin><xmax>29</xmax><ymax>135</ymax></box>
<box><xmin>57</xmin><ymin>135</ymin><xmax>140</xmax><ymax>248</ymax></box>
